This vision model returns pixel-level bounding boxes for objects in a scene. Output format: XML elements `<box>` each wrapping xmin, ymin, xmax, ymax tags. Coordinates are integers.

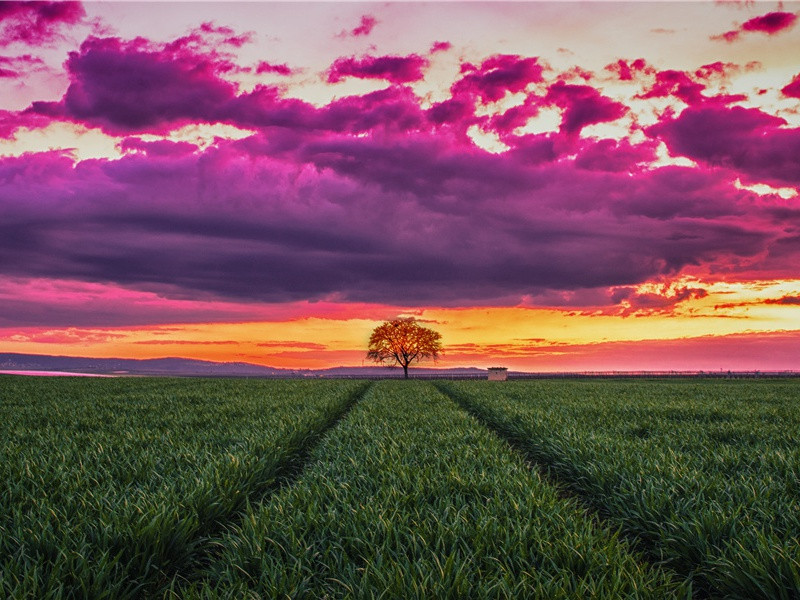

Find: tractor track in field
<box><xmin>154</xmin><ymin>380</ymin><xmax>374</xmax><ymax>597</ymax></box>
<box><xmin>432</xmin><ymin>381</ymin><xmax>698</xmax><ymax>598</ymax></box>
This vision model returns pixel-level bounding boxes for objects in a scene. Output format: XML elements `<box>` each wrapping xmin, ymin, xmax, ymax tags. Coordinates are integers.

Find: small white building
<box><xmin>487</xmin><ymin>367</ymin><xmax>508</xmax><ymax>381</ymax></box>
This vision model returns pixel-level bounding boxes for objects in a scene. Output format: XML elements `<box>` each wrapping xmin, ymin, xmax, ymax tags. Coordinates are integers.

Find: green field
<box><xmin>1</xmin><ymin>375</ymin><xmax>798</xmax><ymax>599</ymax></box>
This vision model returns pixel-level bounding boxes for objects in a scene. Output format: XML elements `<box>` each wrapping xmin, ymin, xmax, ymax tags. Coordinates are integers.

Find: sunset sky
<box><xmin>1</xmin><ymin>0</ymin><xmax>799</xmax><ymax>372</ymax></box>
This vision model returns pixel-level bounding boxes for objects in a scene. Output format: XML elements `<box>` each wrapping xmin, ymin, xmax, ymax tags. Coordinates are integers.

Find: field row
<box><xmin>1</xmin><ymin>376</ymin><xmax>368</xmax><ymax>598</ymax></box>
<box><xmin>437</xmin><ymin>379</ymin><xmax>800</xmax><ymax>599</ymax></box>
<box><xmin>1</xmin><ymin>376</ymin><xmax>798</xmax><ymax>598</ymax></box>
<box><xmin>188</xmin><ymin>380</ymin><xmax>681</xmax><ymax>598</ymax></box>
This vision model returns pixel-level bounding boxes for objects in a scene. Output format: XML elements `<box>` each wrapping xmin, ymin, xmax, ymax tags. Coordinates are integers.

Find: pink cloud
<box><xmin>0</xmin><ymin>108</ymin><xmax>50</xmax><ymax>138</ymax></box>
<box><xmin>638</xmin><ymin>67</ymin><xmax>748</xmax><ymax>106</ymax></box>
<box><xmin>741</xmin><ymin>11</ymin><xmax>797</xmax><ymax>33</ymax></box>
<box><xmin>694</xmin><ymin>61</ymin><xmax>739</xmax><ymax>80</ymax></box>
<box><xmin>0</xmin><ymin>276</ymin><xmax>399</xmax><ymax>328</ymax></box>
<box><xmin>453</xmin><ymin>55</ymin><xmax>544</xmax><ymax>103</ymax></box>
<box><xmin>0</xmin><ymin>53</ymin><xmax>45</xmax><ymax>77</ymax></box>
<box><xmin>713</xmin><ymin>29</ymin><xmax>742</xmax><ymax>43</ymax></box>
<box><xmin>194</xmin><ymin>21</ymin><xmax>254</xmax><ymax>48</ymax></box>
<box><xmin>256</xmin><ymin>341</ymin><xmax>327</xmax><ymax>350</ymax></box>
<box><xmin>545</xmin><ymin>81</ymin><xmax>628</xmax><ymax>135</ymax></box>
<box><xmin>782</xmin><ymin>73</ymin><xmax>800</xmax><ymax>99</ymax></box>
<box><xmin>119</xmin><ymin>137</ymin><xmax>198</xmax><ymax>157</ymax></box>
<box><xmin>338</xmin><ymin>14</ymin><xmax>378</xmax><ymax>38</ymax></box>
<box><xmin>430</xmin><ymin>41</ymin><xmax>452</xmax><ymax>54</ymax></box>
<box><xmin>326</xmin><ymin>54</ymin><xmax>429</xmax><ymax>84</ymax></box>
<box><xmin>713</xmin><ymin>11</ymin><xmax>798</xmax><ymax>42</ymax></box>
<box><xmin>610</xmin><ymin>285</ymin><xmax>709</xmax><ymax>316</ymax></box>
<box><xmin>640</xmin><ymin>70</ymin><xmax>706</xmax><ymax>105</ymax></box>
<box><xmin>0</xmin><ymin>1</ymin><xmax>84</xmax><ymax>47</ymax></box>
<box><xmin>604</xmin><ymin>58</ymin><xmax>650</xmax><ymax>82</ymax></box>
<box><xmin>255</xmin><ymin>61</ymin><xmax>293</xmax><ymax>76</ymax></box>
<box><xmin>3</xmin><ymin>25</ymin><xmax>800</xmax><ymax>317</ymax></box>
<box><xmin>485</xmin><ymin>96</ymin><xmax>540</xmax><ymax>135</ymax></box>
<box><xmin>134</xmin><ymin>339</ymin><xmax>239</xmax><ymax>346</ymax></box>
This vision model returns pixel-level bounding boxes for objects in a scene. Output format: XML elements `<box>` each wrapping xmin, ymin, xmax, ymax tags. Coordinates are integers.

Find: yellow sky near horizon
<box><xmin>3</xmin><ymin>277</ymin><xmax>799</xmax><ymax>370</ymax></box>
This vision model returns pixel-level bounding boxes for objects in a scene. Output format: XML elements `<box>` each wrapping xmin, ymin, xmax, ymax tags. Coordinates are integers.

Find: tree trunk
<box><xmin>403</xmin><ymin>364</ymin><xmax>409</xmax><ymax>379</ymax></box>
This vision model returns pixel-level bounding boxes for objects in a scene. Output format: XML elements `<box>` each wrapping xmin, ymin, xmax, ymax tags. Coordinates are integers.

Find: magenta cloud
<box><xmin>326</xmin><ymin>54</ymin><xmax>429</xmax><ymax>84</ymax></box>
<box><xmin>338</xmin><ymin>14</ymin><xmax>378</xmax><ymax>38</ymax></box>
<box><xmin>0</xmin><ymin>1</ymin><xmax>84</xmax><ymax>47</ymax></box>
<box><xmin>714</xmin><ymin>11</ymin><xmax>798</xmax><ymax>42</ymax></box>
<box><xmin>782</xmin><ymin>73</ymin><xmax>800</xmax><ymax>99</ymax></box>
<box><xmin>0</xmin><ymin>124</ymin><xmax>787</xmax><ymax>322</ymax></box>
<box><xmin>3</xmin><ymin>23</ymin><xmax>800</xmax><ymax>326</ymax></box>
<box><xmin>255</xmin><ymin>61</ymin><xmax>293</xmax><ymax>76</ymax></box>
<box><xmin>741</xmin><ymin>11</ymin><xmax>797</xmax><ymax>33</ymax></box>
<box><xmin>0</xmin><ymin>53</ymin><xmax>45</xmax><ymax>79</ymax></box>
<box><xmin>430</xmin><ymin>41</ymin><xmax>452</xmax><ymax>54</ymax></box>
<box><xmin>648</xmin><ymin>105</ymin><xmax>800</xmax><ymax>187</ymax></box>
<box><xmin>453</xmin><ymin>55</ymin><xmax>544</xmax><ymax>102</ymax></box>
<box><xmin>545</xmin><ymin>81</ymin><xmax>628</xmax><ymax>135</ymax></box>
<box><xmin>29</xmin><ymin>36</ymin><xmax>239</xmax><ymax>133</ymax></box>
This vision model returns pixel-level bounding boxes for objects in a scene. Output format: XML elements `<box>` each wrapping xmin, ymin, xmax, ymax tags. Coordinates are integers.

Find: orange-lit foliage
<box><xmin>367</xmin><ymin>318</ymin><xmax>442</xmax><ymax>378</ymax></box>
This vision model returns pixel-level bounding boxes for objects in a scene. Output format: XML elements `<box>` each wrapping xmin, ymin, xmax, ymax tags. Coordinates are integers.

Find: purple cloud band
<box><xmin>1</xmin><ymin>26</ymin><xmax>799</xmax><ymax>321</ymax></box>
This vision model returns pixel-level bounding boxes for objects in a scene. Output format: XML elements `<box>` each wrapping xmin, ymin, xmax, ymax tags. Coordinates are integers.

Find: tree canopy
<box><xmin>366</xmin><ymin>318</ymin><xmax>442</xmax><ymax>378</ymax></box>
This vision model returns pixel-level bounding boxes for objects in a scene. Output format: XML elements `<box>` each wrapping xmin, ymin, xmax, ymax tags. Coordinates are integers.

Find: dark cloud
<box><xmin>545</xmin><ymin>81</ymin><xmax>628</xmax><ymax>135</ymax></box>
<box><xmin>255</xmin><ymin>61</ymin><xmax>293</xmax><ymax>76</ymax></box>
<box><xmin>0</xmin><ymin>130</ymin><xmax>780</xmax><ymax>308</ymax></box>
<box><xmin>3</xmin><ymin>29</ymin><xmax>797</xmax><ymax>314</ymax></box>
<box><xmin>453</xmin><ymin>55</ymin><xmax>544</xmax><ymax>103</ymax></box>
<box><xmin>764</xmin><ymin>295</ymin><xmax>800</xmax><ymax>306</ymax></box>
<box><xmin>741</xmin><ymin>11</ymin><xmax>797</xmax><ymax>33</ymax></box>
<box><xmin>574</xmin><ymin>138</ymin><xmax>657</xmax><ymax>173</ymax></box>
<box><xmin>326</xmin><ymin>54</ymin><xmax>428</xmax><ymax>84</ymax></box>
<box><xmin>29</xmin><ymin>36</ymin><xmax>239</xmax><ymax>133</ymax></box>
<box><xmin>714</xmin><ymin>11</ymin><xmax>798</xmax><ymax>42</ymax></box>
<box><xmin>648</xmin><ymin>104</ymin><xmax>800</xmax><ymax>187</ymax></box>
<box><xmin>0</xmin><ymin>1</ymin><xmax>84</xmax><ymax>47</ymax></box>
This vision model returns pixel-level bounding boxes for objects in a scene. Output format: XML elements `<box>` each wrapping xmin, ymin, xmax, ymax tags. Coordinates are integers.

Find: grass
<box><xmin>436</xmin><ymin>378</ymin><xmax>800</xmax><ymax>599</ymax></box>
<box><xmin>2</xmin><ymin>375</ymin><xmax>797</xmax><ymax>598</ymax></box>
<box><xmin>189</xmin><ymin>381</ymin><xmax>685</xmax><ymax>598</ymax></box>
<box><xmin>0</xmin><ymin>376</ymin><xmax>368</xmax><ymax>598</ymax></box>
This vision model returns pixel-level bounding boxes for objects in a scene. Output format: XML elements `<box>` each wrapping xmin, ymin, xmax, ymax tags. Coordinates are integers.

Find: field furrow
<box><xmin>436</xmin><ymin>379</ymin><xmax>800</xmax><ymax>600</ymax></box>
<box><xmin>0</xmin><ymin>376</ymin><xmax>369</xmax><ymax>599</ymax></box>
<box><xmin>191</xmin><ymin>380</ymin><xmax>685</xmax><ymax>599</ymax></box>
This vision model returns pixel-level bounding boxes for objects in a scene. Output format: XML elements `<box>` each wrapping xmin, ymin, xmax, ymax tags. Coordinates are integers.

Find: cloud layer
<box><xmin>2</xmin><ymin>5</ymin><xmax>799</xmax><ymax>329</ymax></box>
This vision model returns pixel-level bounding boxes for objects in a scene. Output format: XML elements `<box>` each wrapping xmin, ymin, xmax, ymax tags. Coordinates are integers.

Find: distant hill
<box><xmin>0</xmin><ymin>353</ymin><xmax>489</xmax><ymax>378</ymax></box>
<box><xmin>0</xmin><ymin>353</ymin><xmax>289</xmax><ymax>377</ymax></box>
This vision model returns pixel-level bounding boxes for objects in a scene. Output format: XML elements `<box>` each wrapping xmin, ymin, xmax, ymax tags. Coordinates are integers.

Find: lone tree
<box><xmin>367</xmin><ymin>318</ymin><xmax>442</xmax><ymax>379</ymax></box>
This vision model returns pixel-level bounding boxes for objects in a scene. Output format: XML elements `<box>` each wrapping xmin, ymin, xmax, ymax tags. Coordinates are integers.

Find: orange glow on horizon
<box><xmin>2</xmin><ymin>278</ymin><xmax>799</xmax><ymax>371</ymax></box>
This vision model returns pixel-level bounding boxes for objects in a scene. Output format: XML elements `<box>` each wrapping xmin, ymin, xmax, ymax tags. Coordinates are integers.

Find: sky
<box><xmin>1</xmin><ymin>0</ymin><xmax>799</xmax><ymax>372</ymax></box>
